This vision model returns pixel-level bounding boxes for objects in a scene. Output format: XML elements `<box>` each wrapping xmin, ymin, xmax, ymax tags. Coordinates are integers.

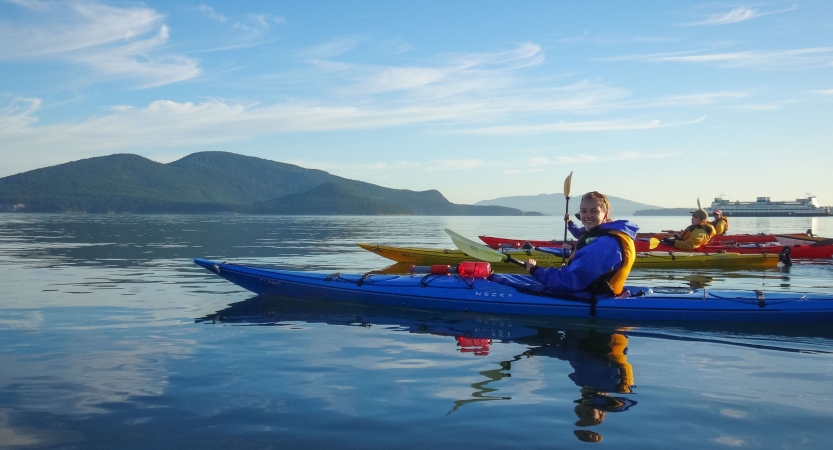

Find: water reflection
<box><xmin>453</xmin><ymin>327</ymin><xmax>639</xmax><ymax>443</ymax></box>
<box><xmin>198</xmin><ymin>296</ymin><xmax>640</xmax><ymax>442</ymax></box>
<box><xmin>517</xmin><ymin>329</ymin><xmax>636</xmax><ymax>443</ymax></box>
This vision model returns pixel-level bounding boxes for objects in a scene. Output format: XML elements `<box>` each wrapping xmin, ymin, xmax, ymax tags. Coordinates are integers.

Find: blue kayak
<box><xmin>194</xmin><ymin>258</ymin><xmax>833</xmax><ymax>323</ymax></box>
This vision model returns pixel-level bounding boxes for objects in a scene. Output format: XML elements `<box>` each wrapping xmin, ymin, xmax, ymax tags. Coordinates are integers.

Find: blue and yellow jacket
<box><xmin>532</xmin><ymin>220</ymin><xmax>639</xmax><ymax>295</ymax></box>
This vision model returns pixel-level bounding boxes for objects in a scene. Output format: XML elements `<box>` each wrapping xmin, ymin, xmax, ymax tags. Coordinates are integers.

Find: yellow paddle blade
<box><xmin>445</xmin><ymin>228</ymin><xmax>507</xmax><ymax>263</ymax></box>
<box><xmin>564</xmin><ymin>171</ymin><xmax>573</xmax><ymax>198</ymax></box>
<box><xmin>649</xmin><ymin>238</ymin><xmax>660</xmax><ymax>250</ymax></box>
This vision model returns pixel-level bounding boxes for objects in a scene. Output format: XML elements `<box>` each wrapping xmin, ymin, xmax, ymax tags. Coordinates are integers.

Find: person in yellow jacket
<box><xmin>710</xmin><ymin>209</ymin><xmax>729</xmax><ymax>236</ymax></box>
<box><xmin>660</xmin><ymin>210</ymin><xmax>716</xmax><ymax>250</ymax></box>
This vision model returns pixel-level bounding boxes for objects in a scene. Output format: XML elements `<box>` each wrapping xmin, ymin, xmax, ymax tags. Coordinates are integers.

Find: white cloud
<box><xmin>555</xmin><ymin>154</ymin><xmax>598</xmax><ymax>164</ymax></box>
<box><xmin>685</xmin><ymin>5</ymin><xmax>797</xmax><ymax>26</ymax></box>
<box><xmin>0</xmin><ymin>1</ymin><xmax>162</xmax><ymax>58</ymax></box>
<box><xmin>74</xmin><ymin>26</ymin><xmax>201</xmax><ymax>88</ymax></box>
<box><xmin>458</xmin><ymin>116</ymin><xmax>705</xmax><ymax>136</ymax></box>
<box><xmin>525</xmin><ymin>151</ymin><xmax>672</xmax><ymax>166</ymax></box>
<box><xmin>306</xmin><ymin>42</ymin><xmax>546</xmax><ymax>97</ymax></box>
<box><xmin>650</xmin><ymin>92</ymin><xmax>748</xmax><ymax>106</ymax></box>
<box><xmin>0</xmin><ymin>91</ymin><xmax>707</xmax><ymax>176</ymax></box>
<box><xmin>729</xmin><ymin>104</ymin><xmax>779</xmax><ymax>111</ymax></box>
<box><xmin>0</xmin><ymin>97</ymin><xmax>489</xmax><ymax>175</ymax></box>
<box><xmin>305</xmin><ymin>37</ymin><xmax>366</xmax><ymax>59</ymax></box>
<box><xmin>234</xmin><ymin>13</ymin><xmax>285</xmax><ymax>30</ymax></box>
<box><xmin>284</xmin><ymin>159</ymin><xmax>485</xmax><ymax>178</ymax></box>
<box><xmin>689</xmin><ymin>7</ymin><xmax>758</xmax><ymax>25</ymax></box>
<box><xmin>198</xmin><ymin>4</ymin><xmax>226</xmax><ymax>23</ymax></box>
<box><xmin>0</xmin><ymin>0</ymin><xmax>200</xmax><ymax>87</ymax></box>
<box><xmin>815</xmin><ymin>89</ymin><xmax>833</xmax><ymax>95</ymax></box>
<box><xmin>713</xmin><ymin>436</ymin><xmax>746</xmax><ymax>447</ymax></box>
<box><xmin>605</xmin><ymin>47</ymin><xmax>833</xmax><ymax>69</ymax></box>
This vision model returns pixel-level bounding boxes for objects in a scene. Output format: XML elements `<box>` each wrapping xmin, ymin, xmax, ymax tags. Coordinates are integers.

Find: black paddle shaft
<box><xmin>562</xmin><ymin>196</ymin><xmax>570</xmax><ymax>264</ymax></box>
<box><xmin>505</xmin><ymin>255</ymin><xmax>526</xmax><ymax>267</ymax></box>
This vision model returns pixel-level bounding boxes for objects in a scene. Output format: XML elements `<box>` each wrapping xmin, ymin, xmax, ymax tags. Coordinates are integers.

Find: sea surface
<box><xmin>1</xmin><ymin>214</ymin><xmax>833</xmax><ymax>449</ymax></box>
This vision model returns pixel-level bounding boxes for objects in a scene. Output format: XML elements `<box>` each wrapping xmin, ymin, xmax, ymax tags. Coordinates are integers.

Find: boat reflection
<box><xmin>519</xmin><ymin>329</ymin><xmax>636</xmax><ymax>443</ymax></box>
<box><xmin>197</xmin><ymin>295</ymin><xmax>833</xmax><ymax>441</ymax></box>
<box><xmin>197</xmin><ymin>296</ymin><xmax>640</xmax><ymax>442</ymax></box>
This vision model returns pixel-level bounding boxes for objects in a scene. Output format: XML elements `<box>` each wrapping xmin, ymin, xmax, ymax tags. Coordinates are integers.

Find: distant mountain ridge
<box><xmin>476</xmin><ymin>193</ymin><xmax>661</xmax><ymax>217</ymax></box>
<box><xmin>0</xmin><ymin>152</ymin><xmax>525</xmax><ymax>216</ymax></box>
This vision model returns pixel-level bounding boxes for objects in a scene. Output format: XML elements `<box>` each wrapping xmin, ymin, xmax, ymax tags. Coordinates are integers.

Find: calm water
<box><xmin>2</xmin><ymin>214</ymin><xmax>833</xmax><ymax>449</ymax></box>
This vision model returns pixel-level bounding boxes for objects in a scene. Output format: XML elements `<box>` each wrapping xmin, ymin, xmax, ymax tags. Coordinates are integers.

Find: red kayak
<box><xmin>480</xmin><ymin>234</ymin><xmax>776</xmax><ymax>249</ymax></box>
<box><xmin>479</xmin><ymin>235</ymin><xmax>833</xmax><ymax>259</ymax></box>
<box><xmin>640</xmin><ymin>232</ymin><xmax>776</xmax><ymax>245</ymax></box>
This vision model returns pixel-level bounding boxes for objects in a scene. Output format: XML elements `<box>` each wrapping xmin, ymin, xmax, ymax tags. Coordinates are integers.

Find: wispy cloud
<box><xmin>287</xmin><ymin>159</ymin><xmax>485</xmax><ymax>176</ymax></box>
<box><xmin>0</xmin><ymin>92</ymin><xmax>691</xmax><ymax>176</ymax></box>
<box><xmin>234</xmin><ymin>13</ymin><xmax>285</xmax><ymax>30</ymax></box>
<box><xmin>458</xmin><ymin>116</ymin><xmax>705</xmax><ymax>136</ymax></box>
<box><xmin>304</xmin><ymin>37</ymin><xmax>367</xmax><ymax>59</ymax></box>
<box><xmin>0</xmin><ymin>0</ymin><xmax>200</xmax><ymax>87</ymax></box>
<box><xmin>605</xmin><ymin>47</ymin><xmax>833</xmax><ymax>69</ymax></box>
<box><xmin>198</xmin><ymin>4</ymin><xmax>227</xmax><ymax>23</ymax></box>
<box><xmin>684</xmin><ymin>5</ymin><xmax>797</xmax><ymax>26</ymax></box>
<box><xmin>815</xmin><ymin>89</ymin><xmax>833</xmax><ymax>95</ymax></box>
<box><xmin>306</xmin><ymin>42</ymin><xmax>546</xmax><ymax>97</ymax></box>
<box><xmin>618</xmin><ymin>91</ymin><xmax>749</xmax><ymax>110</ymax></box>
<box><xmin>652</xmin><ymin>91</ymin><xmax>748</xmax><ymax>106</ymax></box>
<box><xmin>524</xmin><ymin>151</ymin><xmax>675</xmax><ymax>165</ymax></box>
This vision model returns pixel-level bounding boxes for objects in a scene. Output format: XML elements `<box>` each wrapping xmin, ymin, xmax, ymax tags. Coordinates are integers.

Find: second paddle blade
<box><xmin>444</xmin><ymin>228</ymin><xmax>507</xmax><ymax>263</ymax></box>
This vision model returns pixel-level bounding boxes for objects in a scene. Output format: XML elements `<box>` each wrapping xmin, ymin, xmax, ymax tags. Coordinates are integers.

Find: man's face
<box><xmin>691</xmin><ymin>216</ymin><xmax>704</xmax><ymax>226</ymax></box>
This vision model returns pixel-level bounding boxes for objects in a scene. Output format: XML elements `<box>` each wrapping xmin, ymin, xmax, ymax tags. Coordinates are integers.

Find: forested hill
<box><xmin>0</xmin><ymin>152</ymin><xmax>525</xmax><ymax>216</ymax></box>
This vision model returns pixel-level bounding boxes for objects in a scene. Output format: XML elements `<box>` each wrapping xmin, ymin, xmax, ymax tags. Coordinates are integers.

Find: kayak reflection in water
<box><xmin>520</xmin><ymin>329</ymin><xmax>636</xmax><ymax>443</ymax></box>
<box><xmin>522</xmin><ymin>191</ymin><xmax>639</xmax><ymax>297</ymax></box>
<box><xmin>451</xmin><ymin>327</ymin><xmax>637</xmax><ymax>443</ymax></box>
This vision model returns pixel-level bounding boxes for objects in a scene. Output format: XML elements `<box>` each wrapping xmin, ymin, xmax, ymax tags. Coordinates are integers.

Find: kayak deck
<box><xmin>194</xmin><ymin>258</ymin><xmax>833</xmax><ymax>323</ymax></box>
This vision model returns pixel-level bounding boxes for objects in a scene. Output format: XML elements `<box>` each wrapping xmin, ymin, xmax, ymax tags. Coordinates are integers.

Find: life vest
<box><xmin>607</xmin><ymin>334</ymin><xmax>634</xmax><ymax>393</ymax></box>
<box><xmin>681</xmin><ymin>222</ymin><xmax>716</xmax><ymax>242</ymax></box>
<box><xmin>711</xmin><ymin>217</ymin><xmax>729</xmax><ymax>235</ymax></box>
<box><xmin>568</xmin><ymin>227</ymin><xmax>636</xmax><ymax>296</ymax></box>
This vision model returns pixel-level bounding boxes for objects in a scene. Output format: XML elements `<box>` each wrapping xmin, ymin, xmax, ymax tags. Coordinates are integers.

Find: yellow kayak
<box><xmin>356</xmin><ymin>243</ymin><xmax>781</xmax><ymax>270</ymax></box>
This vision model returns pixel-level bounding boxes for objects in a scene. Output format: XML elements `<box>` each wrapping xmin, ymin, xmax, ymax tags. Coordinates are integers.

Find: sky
<box><xmin>1</xmin><ymin>0</ymin><xmax>831</xmax><ymax>207</ymax></box>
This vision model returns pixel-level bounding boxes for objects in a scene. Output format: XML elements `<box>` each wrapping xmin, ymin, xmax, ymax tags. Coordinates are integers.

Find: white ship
<box><xmin>709</xmin><ymin>196</ymin><xmax>831</xmax><ymax>217</ymax></box>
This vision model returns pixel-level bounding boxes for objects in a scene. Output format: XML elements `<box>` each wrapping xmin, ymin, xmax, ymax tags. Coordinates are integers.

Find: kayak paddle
<box><xmin>445</xmin><ymin>228</ymin><xmax>526</xmax><ymax>267</ymax></box>
<box><xmin>562</xmin><ymin>171</ymin><xmax>573</xmax><ymax>265</ymax></box>
<box><xmin>446</xmin><ymin>229</ymin><xmax>659</xmax><ymax>269</ymax></box>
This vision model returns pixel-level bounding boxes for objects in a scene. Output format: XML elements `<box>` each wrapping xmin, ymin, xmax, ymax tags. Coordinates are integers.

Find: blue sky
<box><xmin>1</xmin><ymin>0</ymin><xmax>831</xmax><ymax>207</ymax></box>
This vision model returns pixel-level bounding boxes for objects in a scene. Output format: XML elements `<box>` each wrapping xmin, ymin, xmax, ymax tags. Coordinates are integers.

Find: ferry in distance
<box><xmin>708</xmin><ymin>196</ymin><xmax>832</xmax><ymax>217</ymax></box>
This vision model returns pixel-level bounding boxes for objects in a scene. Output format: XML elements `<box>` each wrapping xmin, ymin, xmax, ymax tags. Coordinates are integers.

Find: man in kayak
<box><xmin>660</xmin><ymin>210</ymin><xmax>716</xmax><ymax>250</ymax></box>
<box><xmin>522</xmin><ymin>191</ymin><xmax>638</xmax><ymax>296</ymax></box>
<box><xmin>710</xmin><ymin>209</ymin><xmax>729</xmax><ymax>236</ymax></box>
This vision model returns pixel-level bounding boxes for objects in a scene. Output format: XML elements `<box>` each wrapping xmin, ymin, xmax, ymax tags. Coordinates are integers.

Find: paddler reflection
<box><xmin>452</xmin><ymin>327</ymin><xmax>636</xmax><ymax>443</ymax></box>
<box><xmin>197</xmin><ymin>296</ymin><xmax>636</xmax><ymax>442</ymax></box>
<box><xmin>521</xmin><ymin>329</ymin><xmax>636</xmax><ymax>443</ymax></box>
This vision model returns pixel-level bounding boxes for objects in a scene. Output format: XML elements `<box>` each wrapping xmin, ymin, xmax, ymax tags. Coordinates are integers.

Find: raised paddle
<box><xmin>562</xmin><ymin>171</ymin><xmax>573</xmax><ymax>265</ymax></box>
<box><xmin>445</xmin><ymin>228</ymin><xmax>526</xmax><ymax>267</ymax></box>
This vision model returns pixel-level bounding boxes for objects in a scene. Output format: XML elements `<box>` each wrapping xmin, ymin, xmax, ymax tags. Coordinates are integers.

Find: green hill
<box><xmin>0</xmin><ymin>151</ymin><xmax>523</xmax><ymax>216</ymax></box>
